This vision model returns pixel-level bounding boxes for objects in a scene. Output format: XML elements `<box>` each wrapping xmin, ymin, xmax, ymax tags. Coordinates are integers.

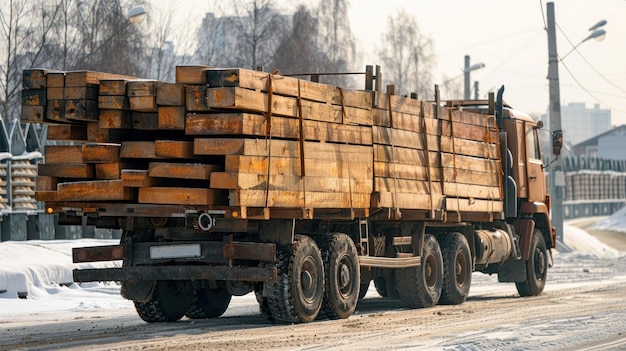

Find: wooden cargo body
<box><xmin>23</xmin><ymin>66</ymin><xmax>503</xmax><ymax>221</ymax></box>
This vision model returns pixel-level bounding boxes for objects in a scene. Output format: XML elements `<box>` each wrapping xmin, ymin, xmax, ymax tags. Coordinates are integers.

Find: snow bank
<box><xmin>590</xmin><ymin>206</ymin><xmax>626</xmax><ymax>233</ymax></box>
<box><xmin>562</xmin><ymin>224</ymin><xmax>623</xmax><ymax>259</ymax></box>
<box><xmin>0</xmin><ymin>240</ymin><xmax>120</xmax><ymax>298</ymax></box>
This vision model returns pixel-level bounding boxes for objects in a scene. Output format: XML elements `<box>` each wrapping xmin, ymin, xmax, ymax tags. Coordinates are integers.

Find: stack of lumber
<box><xmin>371</xmin><ymin>92</ymin><xmax>503</xmax><ymax>215</ymax></box>
<box><xmin>26</xmin><ymin>66</ymin><xmax>375</xmax><ymax>214</ymax></box>
<box><xmin>23</xmin><ymin>65</ymin><xmax>504</xmax><ymax>219</ymax></box>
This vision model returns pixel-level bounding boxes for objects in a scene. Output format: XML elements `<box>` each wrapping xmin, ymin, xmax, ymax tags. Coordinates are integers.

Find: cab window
<box><xmin>526</xmin><ymin>127</ymin><xmax>541</xmax><ymax>160</ymax></box>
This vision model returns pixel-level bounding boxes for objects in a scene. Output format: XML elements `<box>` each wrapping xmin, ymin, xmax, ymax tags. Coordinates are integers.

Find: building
<box><xmin>572</xmin><ymin>124</ymin><xmax>626</xmax><ymax>160</ymax></box>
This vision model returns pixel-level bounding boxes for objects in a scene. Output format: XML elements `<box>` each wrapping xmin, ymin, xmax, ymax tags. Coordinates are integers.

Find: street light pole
<box><xmin>546</xmin><ymin>2</ymin><xmax>606</xmax><ymax>244</ymax></box>
<box><xmin>546</xmin><ymin>2</ymin><xmax>564</xmax><ymax>244</ymax></box>
<box><xmin>463</xmin><ymin>55</ymin><xmax>486</xmax><ymax>100</ymax></box>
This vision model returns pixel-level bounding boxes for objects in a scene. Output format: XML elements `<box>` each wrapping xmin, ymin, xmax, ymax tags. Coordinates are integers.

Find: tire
<box><xmin>266</xmin><ymin>235</ymin><xmax>325</xmax><ymax>323</ymax></box>
<box><xmin>320</xmin><ymin>233</ymin><xmax>360</xmax><ymax>319</ymax></box>
<box><xmin>358</xmin><ymin>282</ymin><xmax>369</xmax><ymax>300</ymax></box>
<box><xmin>255</xmin><ymin>285</ymin><xmax>273</xmax><ymax>321</ymax></box>
<box><xmin>439</xmin><ymin>233</ymin><xmax>472</xmax><ymax>305</ymax></box>
<box><xmin>396</xmin><ymin>234</ymin><xmax>443</xmax><ymax>308</ymax></box>
<box><xmin>185</xmin><ymin>287</ymin><xmax>232</xmax><ymax>319</ymax></box>
<box><xmin>516</xmin><ymin>230</ymin><xmax>548</xmax><ymax>297</ymax></box>
<box><xmin>134</xmin><ymin>280</ymin><xmax>193</xmax><ymax>322</ymax></box>
<box><xmin>373</xmin><ymin>276</ymin><xmax>388</xmax><ymax>297</ymax></box>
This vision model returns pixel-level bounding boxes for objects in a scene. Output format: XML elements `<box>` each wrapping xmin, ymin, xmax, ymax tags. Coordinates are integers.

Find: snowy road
<box><xmin>1</xmin><ymin>251</ymin><xmax>626</xmax><ymax>351</ymax></box>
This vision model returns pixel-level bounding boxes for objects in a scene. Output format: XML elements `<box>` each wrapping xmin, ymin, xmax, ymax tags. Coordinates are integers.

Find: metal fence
<box><xmin>0</xmin><ymin>121</ymin><xmax>120</xmax><ymax>242</ymax></box>
<box><xmin>564</xmin><ymin>157</ymin><xmax>626</xmax><ymax>219</ymax></box>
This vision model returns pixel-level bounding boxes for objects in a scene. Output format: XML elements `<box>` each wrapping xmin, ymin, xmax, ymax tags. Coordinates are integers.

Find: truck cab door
<box><xmin>525</xmin><ymin>124</ymin><xmax>546</xmax><ymax>203</ymax></box>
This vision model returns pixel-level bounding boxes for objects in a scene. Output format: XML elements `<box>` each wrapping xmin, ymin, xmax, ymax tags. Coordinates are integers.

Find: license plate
<box><xmin>150</xmin><ymin>244</ymin><xmax>201</xmax><ymax>259</ymax></box>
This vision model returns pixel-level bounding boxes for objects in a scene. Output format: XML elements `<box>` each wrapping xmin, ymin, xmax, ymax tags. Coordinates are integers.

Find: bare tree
<box><xmin>194</xmin><ymin>4</ymin><xmax>234</xmax><ymax>67</ymax></box>
<box><xmin>271</xmin><ymin>6</ymin><xmax>319</xmax><ymax>75</ymax></box>
<box><xmin>0</xmin><ymin>0</ymin><xmax>64</xmax><ymax>123</ymax></box>
<box><xmin>376</xmin><ymin>9</ymin><xmax>435</xmax><ymax>98</ymax></box>
<box><xmin>230</xmin><ymin>0</ymin><xmax>288</xmax><ymax>69</ymax></box>
<box><xmin>315</xmin><ymin>0</ymin><xmax>357</xmax><ymax>85</ymax></box>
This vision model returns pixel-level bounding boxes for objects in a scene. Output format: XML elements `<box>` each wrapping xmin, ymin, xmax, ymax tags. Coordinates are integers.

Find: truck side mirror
<box><xmin>552</xmin><ymin>130</ymin><xmax>563</xmax><ymax>156</ymax></box>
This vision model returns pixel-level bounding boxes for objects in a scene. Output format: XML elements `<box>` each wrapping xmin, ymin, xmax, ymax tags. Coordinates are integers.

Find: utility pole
<box><xmin>464</xmin><ymin>55</ymin><xmax>471</xmax><ymax>99</ymax></box>
<box><xmin>474</xmin><ymin>81</ymin><xmax>479</xmax><ymax>100</ymax></box>
<box><xmin>546</xmin><ymin>2</ymin><xmax>564</xmax><ymax>243</ymax></box>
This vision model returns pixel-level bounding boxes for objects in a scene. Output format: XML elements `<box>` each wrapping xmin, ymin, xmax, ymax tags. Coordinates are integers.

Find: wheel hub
<box><xmin>339</xmin><ymin>263</ymin><xmax>351</xmax><ymax>290</ymax></box>
<box><xmin>301</xmin><ymin>270</ymin><xmax>313</xmax><ymax>291</ymax></box>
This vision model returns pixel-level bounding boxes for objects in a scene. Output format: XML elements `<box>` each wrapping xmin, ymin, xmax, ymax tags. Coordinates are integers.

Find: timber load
<box><xmin>22</xmin><ymin>66</ymin><xmax>503</xmax><ymax>221</ymax></box>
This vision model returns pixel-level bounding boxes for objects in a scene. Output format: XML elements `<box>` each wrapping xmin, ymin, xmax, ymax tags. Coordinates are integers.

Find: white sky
<box><xmin>166</xmin><ymin>0</ymin><xmax>626</xmax><ymax>125</ymax></box>
<box><xmin>349</xmin><ymin>0</ymin><xmax>626</xmax><ymax>125</ymax></box>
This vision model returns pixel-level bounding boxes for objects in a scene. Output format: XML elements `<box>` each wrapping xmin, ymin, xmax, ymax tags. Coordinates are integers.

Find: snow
<box><xmin>590</xmin><ymin>206</ymin><xmax>626</xmax><ymax>233</ymax></box>
<box><xmin>0</xmin><ymin>222</ymin><xmax>624</xmax><ymax>317</ymax></box>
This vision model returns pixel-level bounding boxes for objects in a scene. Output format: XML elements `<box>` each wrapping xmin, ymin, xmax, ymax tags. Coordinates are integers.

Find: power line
<box><xmin>556</xmin><ymin>24</ymin><xmax>626</xmax><ymax>96</ymax></box>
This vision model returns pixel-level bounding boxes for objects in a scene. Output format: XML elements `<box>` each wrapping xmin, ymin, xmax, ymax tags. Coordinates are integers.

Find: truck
<box><xmin>24</xmin><ymin>65</ymin><xmax>558</xmax><ymax>324</ymax></box>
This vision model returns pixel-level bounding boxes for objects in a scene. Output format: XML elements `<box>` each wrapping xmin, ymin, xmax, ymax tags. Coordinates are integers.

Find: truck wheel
<box><xmin>185</xmin><ymin>287</ymin><xmax>232</xmax><ymax>319</ymax></box>
<box><xmin>134</xmin><ymin>280</ymin><xmax>193</xmax><ymax>322</ymax></box>
<box><xmin>439</xmin><ymin>233</ymin><xmax>472</xmax><ymax>305</ymax></box>
<box><xmin>373</xmin><ymin>276</ymin><xmax>388</xmax><ymax>297</ymax></box>
<box><xmin>358</xmin><ymin>282</ymin><xmax>369</xmax><ymax>300</ymax></box>
<box><xmin>516</xmin><ymin>230</ymin><xmax>548</xmax><ymax>297</ymax></box>
<box><xmin>396</xmin><ymin>234</ymin><xmax>443</xmax><ymax>308</ymax></box>
<box><xmin>321</xmin><ymin>233</ymin><xmax>360</xmax><ymax>319</ymax></box>
<box><xmin>266</xmin><ymin>235</ymin><xmax>324</xmax><ymax>323</ymax></box>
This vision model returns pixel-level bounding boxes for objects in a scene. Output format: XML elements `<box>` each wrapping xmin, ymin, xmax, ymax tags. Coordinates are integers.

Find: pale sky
<box><xmin>169</xmin><ymin>0</ymin><xmax>626</xmax><ymax>125</ymax></box>
<box><xmin>348</xmin><ymin>0</ymin><xmax>626</xmax><ymax>126</ymax></box>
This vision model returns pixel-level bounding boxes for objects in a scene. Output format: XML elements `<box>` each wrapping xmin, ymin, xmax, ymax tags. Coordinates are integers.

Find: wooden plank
<box><xmin>120</xmin><ymin>141</ymin><xmax>159</xmax><ymax>159</ymax></box>
<box><xmin>46</xmin><ymin>124</ymin><xmax>87</xmax><ymax>141</ymax></box>
<box><xmin>38</xmin><ymin>163</ymin><xmax>94</xmax><ymax>178</ymax></box>
<box><xmin>129</xmin><ymin>96</ymin><xmax>157</xmax><ymax>112</ymax></box>
<box><xmin>374</xmin><ymin>177</ymin><xmax>434</xmax><ymax>193</ymax></box>
<box><xmin>373</xmin><ymin>145</ymin><xmax>434</xmax><ymax>166</ymax></box>
<box><xmin>132</xmin><ymin>112</ymin><xmax>159</xmax><ymax>130</ymax></box>
<box><xmin>373</xmin><ymin>92</ymin><xmax>421</xmax><ymax>114</ymax></box>
<box><xmin>98</xmin><ymin>79</ymin><xmax>128</xmax><ymax>96</ymax></box>
<box><xmin>148</xmin><ymin>162</ymin><xmax>220</xmax><ymax>180</ymax></box>
<box><xmin>206</xmin><ymin>68</ymin><xmax>372</xmax><ymax>109</ymax></box>
<box><xmin>154</xmin><ymin>140</ymin><xmax>195</xmax><ymax>159</ymax></box>
<box><xmin>65</xmin><ymin>70</ymin><xmax>136</xmax><ymax>87</ymax></box>
<box><xmin>47</xmin><ymin>87</ymin><xmax>64</xmax><ymax>100</ymax></box>
<box><xmin>443</xmin><ymin>182</ymin><xmax>502</xmax><ymax>199</ymax></box>
<box><xmin>185</xmin><ymin>85</ymin><xmax>210</xmax><ymax>111</ymax></box>
<box><xmin>371</xmin><ymin>192</ymin><xmax>444</xmax><ymax>209</ymax></box>
<box><xmin>225</xmin><ymin>155</ymin><xmax>373</xmax><ymax>178</ymax></box>
<box><xmin>22</xmin><ymin>89</ymin><xmax>46</xmax><ymax>106</ymax></box>
<box><xmin>440</xmin><ymin>108</ymin><xmax>497</xmax><ymax>128</ymax></box>
<box><xmin>158</xmin><ymin>106</ymin><xmax>185</xmax><ymax>130</ymax></box>
<box><xmin>46</xmin><ymin>72</ymin><xmax>65</xmax><ymax>88</ymax></box>
<box><xmin>65</xmin><ymin>99</ymin><xmax>98</xmax><ymax>121</ymax></box>
<box><xmin>57</xmin><ymin>179</ymin><xmax>133</xmax><ymax>201</ymax></box>
<box><xmin>95</xmin><ymin>162</ymin><xmax>130</xmax><ymax>180</ymax></box>
<box><xmin>87</xmin><ymin>122</ymin><xmax>110</xmax><ymax>142</ymax></box>
<box><xmin>175</xmin><ymin>65</ymin><xmax>212</xmax><ymax>84</ymax></box>
<box><xmin>21</xmin><ymin>106</ymin><xmax>45</xmax><ymax>123</ymax></box>
<box><xmin>231</xmin><ymin>189</ymin><xmax>370</xmax><ymax>208</ymax></box>
<box><xmin>121</xmin><ymin>170</ymin><xmax>156</xmax><ymax>188</ymax></box>
<box><xmin>215</xmin><ymin>173</ymin><xmax>373</xmax><ymax>193</ymax></box>
<box><xmin>127</xmin><ymin>80</ymin><xmax>156</xmax><ymax>96</ymax></box>
<box><xmin>156</xmin><ymin>82</ymin><xmax>184</xmax><ymax>106</ymax></box>
<box><xmin>139</xmin><ymin>187</ymin><xmax>224</xmax><ymax>205</ymax></box>
<box><xmin>373</xmin><ymin>161</ymin><xmax>435</xmax><ymax>181</ymax></box>
<box><xmin>36</xmin><ymin>176</ymin><xmax>57</xmax><ymax>191</ymax></box>
<box><xmin>64</xmin><ymin>85</ymin><xmax>98</xmax><ymax>100</ymax></box>
<box><xmin>44</xmin><ymin>145</ymin><xmax>83</xmax><ymax>164</ymax></box>
<box><xmin>46</xmin><ymin>100</ymin><xmax>65</xmax><ymax>121</ymax></box>
<box><xmin>35</xmin><ymin>191</ymin><xmax>58</xmax><ymax>202</ymax></box>
<box><xmin>300</xmin><ymin>100</ymin><xmax>372</xmax><ymax>125</ymax></box>
<box><xmin>22</xmin><ymin>69</ymin><xmax>49</xmax><ymax>89</ymax></box>
<box><xmin>185</xmin><ymin>113</ymin><xmax>272</xmax><ymax>136</ymax></box>
<box><xmin>206</xmin><ymin>87</ymin><xmax>297</xmax><ymax>117</ymax></box>
<box><xmin>99</xmin><ymin>109</ymin><xmax>132</xmax><ymax>129</ymax></box>
<box><xmin>98</xmin><ymin>95</ymin><xmax>129</xmax><ymax>110</ymax></box>
<box><xmin>445</xmin><ymin>198</ymin><xmax>503</xmax><ymax>213</ymax></box>
<box><xmin>82</xmin><ymin>143</ymin><xmax>120</xmax><ymax>163</ymax></box>
<box><xmin>195</xmin><ymin>138</ymin><xmax>373</xmax><ymax>161</ymax></box>
<box><xmin>441</xmin><ymin>153</ymin><xmax>501</xmax><ymax>173</ymax></box>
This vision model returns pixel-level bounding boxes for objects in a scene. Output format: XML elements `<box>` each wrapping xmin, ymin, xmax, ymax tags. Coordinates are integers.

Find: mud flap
<box><xmin>121</xmin><ymin>280</ymin><xmax>156</xmax><ymax>302</ymax></box>
<box><xmin>497</xmin><ymin>259</ymin><xmax>526</xmax><ymax>283</ymax></box>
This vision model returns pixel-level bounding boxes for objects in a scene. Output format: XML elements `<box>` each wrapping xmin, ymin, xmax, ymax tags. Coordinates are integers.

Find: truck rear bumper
<box><xmin>73</xmin><ymin>265</ymin><xmax>276</xmax><ymax>282</ymax></box>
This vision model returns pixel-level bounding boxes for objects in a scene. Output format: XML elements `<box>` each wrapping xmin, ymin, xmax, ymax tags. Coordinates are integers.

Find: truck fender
<box><xmin>121</xmin><ymin>280</ymin><xmax>156</xmax><ymax>302</ymax></box>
